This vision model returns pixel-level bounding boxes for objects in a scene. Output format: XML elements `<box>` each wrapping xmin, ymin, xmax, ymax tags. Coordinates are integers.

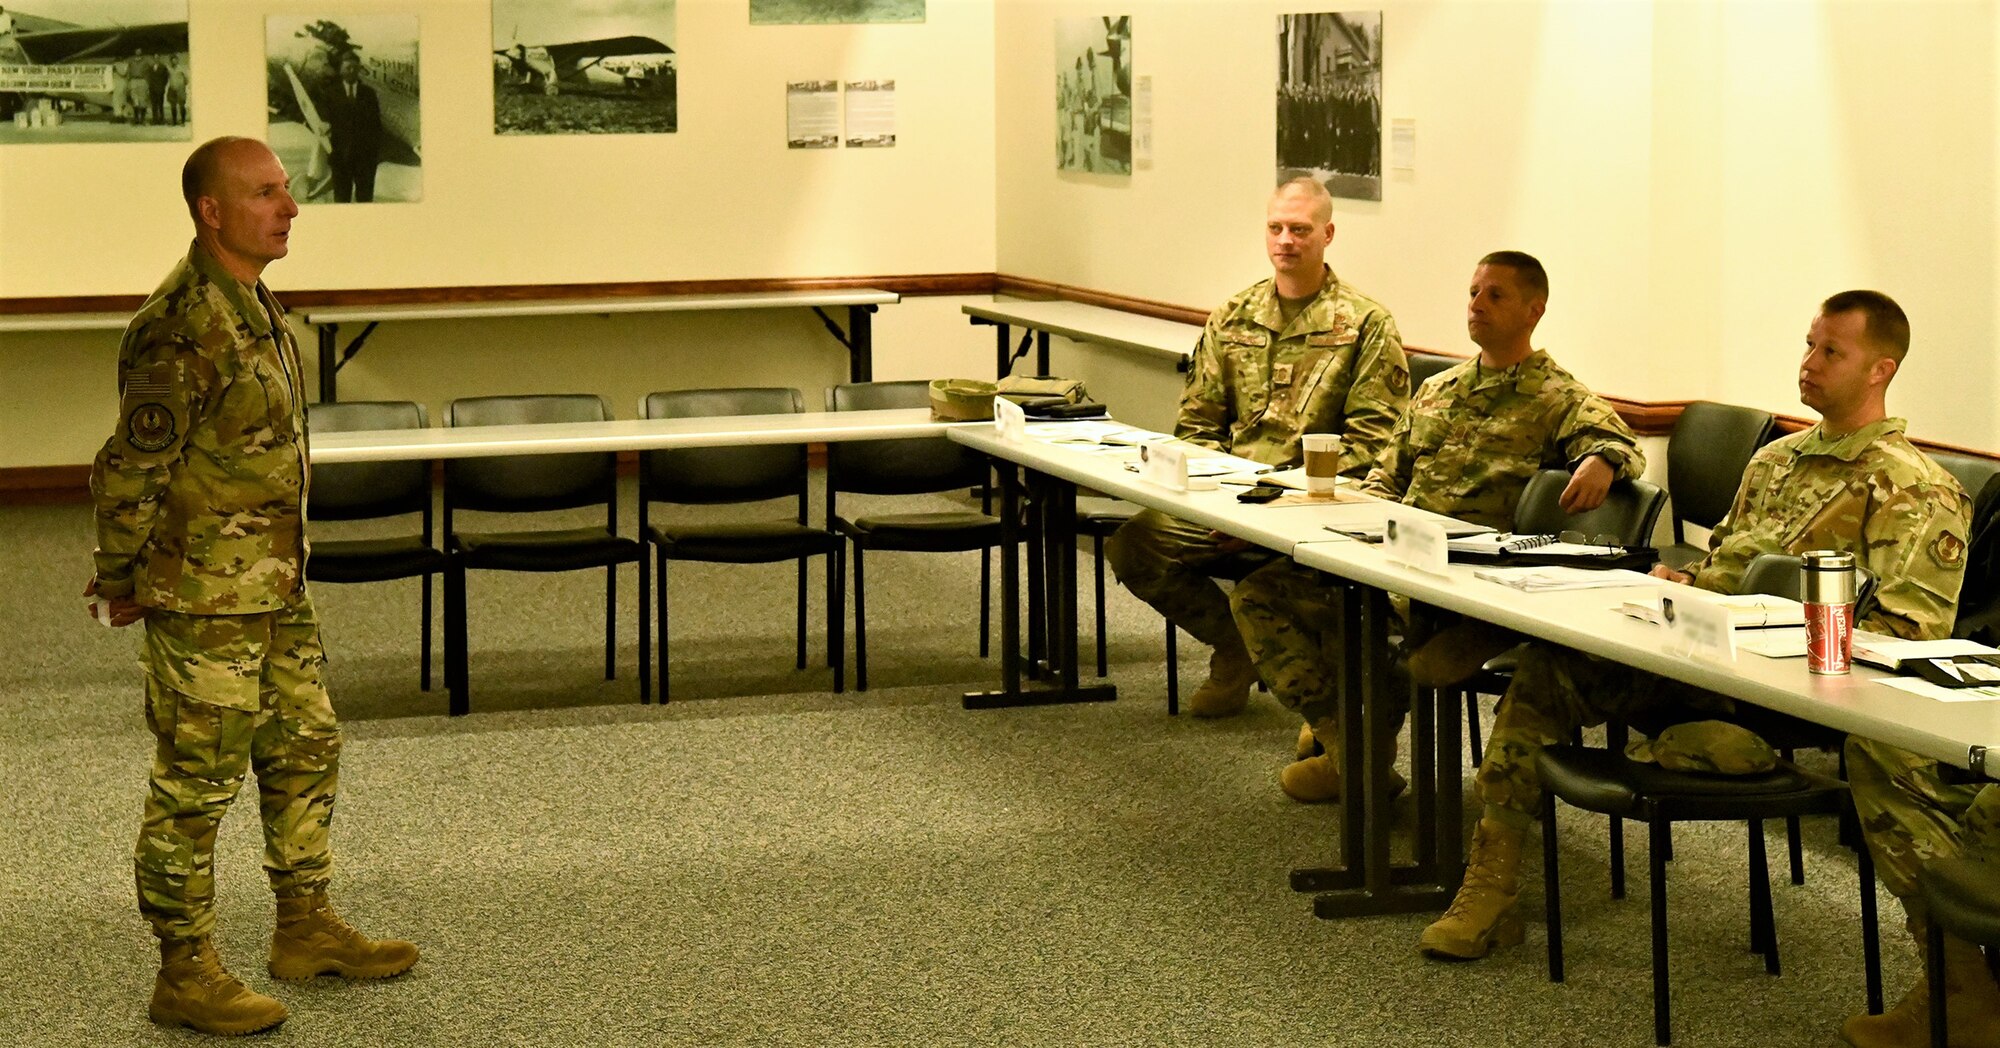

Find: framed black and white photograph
<box><xmin>750</xmin><ymin>1</ymin><xmax>923</xmax><ymax>26</ymax></box>
<box><xmin>0</xmin><ymin>1</ymin><xmax>190</xmax><ymax>145</ymax></box>
<box><xmin>266</xmin><ymin>14</ymin><xmax>421</xmax><ymax>204</ymax></box>
<box><xmin>1055</xmin><ymin>15</ymin><xmax>1130</xmax><ymax>176</ymax></box>
<box><xmin>492</xmin><ymin>0</ymin><xmax>676</xmax><ymax>136</ymax></box>
<box><xmin>1277</xmin><ymin>11</ymin><xmax>1382</xmax><ymax>201</ymax></box>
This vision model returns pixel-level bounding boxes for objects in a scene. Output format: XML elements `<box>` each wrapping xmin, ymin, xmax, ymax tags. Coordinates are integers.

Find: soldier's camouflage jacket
<box><xmin>1688</xmin><ymin>418</ymin><xmax>1970</xmax><ymax>640</ymax></box>
<box><xmin>1174</xmin><ymin>269</ymin><xmax>1409</xmax><ymax>476</ymax></box>
<box><xmin>91</xmin><ymin>242</ymin><xmax>310</xmax><ymax>615</ymax></box>
<box><xmin>1361</xmin><ymin>350</ymin><xmax>1644</xmax><ymax>530</ymax></box>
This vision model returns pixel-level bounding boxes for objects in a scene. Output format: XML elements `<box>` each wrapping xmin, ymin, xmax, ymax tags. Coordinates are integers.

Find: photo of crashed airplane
<box><xmin>265</xmin><ymin>14</ymin><xmax>421</xmax><ymax>204</ymax></box>
<box><xmin>492</xmin><ymin>0</ymin><xmax>675</xmax><ymax>135</ymax></box>
<box><xmin>0</xmin><ymin>1</ymin><xmax>190</xmax><ymax>144</ymax></box>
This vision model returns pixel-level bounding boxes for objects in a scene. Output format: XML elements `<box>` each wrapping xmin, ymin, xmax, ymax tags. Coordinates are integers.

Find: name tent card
<box><xmin>1383</xmin><ymin>513</ymin><xmax>1448</xmax><ymax>576</ymax></box>
<box><xmin>1661</xmin><ymin>591</ymin><xmax>1738</xmax><ymax>663</ymax></box>
<box><xmin>1138</xmin><ymin>443</ymin><xmax>1189</xmax><ymax>491</ymax></box>
<box><xmin>994</xmin><ymin>396</ymin><xmax>1027</xmax><ymax>442</ymax></box>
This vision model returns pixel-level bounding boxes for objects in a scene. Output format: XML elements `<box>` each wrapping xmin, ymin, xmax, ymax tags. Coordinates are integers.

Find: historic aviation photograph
<box><xmin>1055</xmin><ymin>15</ymin><xmax>1130</xmax><ymax>176</ymax></box>
<box><xmin>1276</xmin><ymin>10</ymin><xmax>1384</xmax><ymax>201</ymax></box>
<box><xmin>265</xmin><ymin>13</ymin><xmax>422</xmax><ymax>204</ymax></box>
<box><xmin>492</xmin><ymin>0</ymin><xmax>676</xmax><ymax>136</ymax></box>
<box><xmin>0</xmin><ymin>0</ymin><xmax>190</xmax><ymax>144</ymax></box>
<box><xmin>750</xmin><ymin>0</ymin><xmax>923</xmax><ymax>25</ymax></box>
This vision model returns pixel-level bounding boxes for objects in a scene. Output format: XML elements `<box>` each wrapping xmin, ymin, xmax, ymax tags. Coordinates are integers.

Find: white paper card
<box><xmin>1383</xmin><ymin>514</ymin><xmax>1448</xmax><ymax>575</ymax></box>
<box><xmin>993</xmin><ymin>396</ymin><xmax>1026</xmax><ymax>442</ymax></box>
<box><xmin>1139</xmin><ymin>443</ymin><xmax>1189</xmax><ymax>491</ymax></box>
<box><xmin>1133</xmin><ymin>75</ymin><xmax>1154</xmax><ymax>165</ymax></box>
<box><xmin>1662</xmin><ymin>592</ymin><xmax>1737</xmax><ymax>663</ymax></box>
<box><xmin>843</xmin><ymin>79</ymin><xmax>895</xmax><ymax>147</ymax></box>
<box><xmin>786</xmin><ymin>81</ymin><xmax>840</xmax><ymax>149</ymax></box>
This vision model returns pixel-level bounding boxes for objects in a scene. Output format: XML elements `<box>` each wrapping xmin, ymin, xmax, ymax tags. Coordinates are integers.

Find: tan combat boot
<box><xmin>1419</xmin><ymin>818</ymin><xmax>1527</xmax><ymax>959</ymax></box>
<box><xmin>1295</xmin><ymin>721</ymin><xmax>1318</xmax><ymax>761</ymax></box>
<box><xmin>1279</xmin><ymin>719</ymin><xmax>1405</xmax><ymax>803</ymax></box>
<box><xmin>269</xmin><ymin>892</ymin><xmax>420</xmax><ymax>982</ymax></box>
<box><xmin>1841</xmin><ymin>928</ymin><xmax>2000</xmax><ymax>1048</ymax></box>
<box><xmin>149</xmin><ymin>936</ymin><xmax>289</xmax><ymax>1035</ymax></box>
<box><xmin>1188</xmin><ymin>635</ymin><xmax>1259</xmax><ymax>718</ymax></box>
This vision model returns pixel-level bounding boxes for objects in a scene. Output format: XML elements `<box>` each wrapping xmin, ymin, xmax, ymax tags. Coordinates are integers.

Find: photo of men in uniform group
<box><xmin>750</xmin><ymin>0</ymin><xmax>923</xmax><ymax>24</ymax></box>
<box><xmin>0</xmin><ymin>1</ymin><xmax>189</xmax><ymax>144</ymax></box>
<box><xmin>492</xmin><ymin>0</ymin><xmax>676</xmax><ymax>136</ymax></box>
<box><xmin>265</xmin><ymin>14</ymin><xmax>422</xmax><ymax>204</ymax></box>
<box><xmin>1276</xmin><ymin>11</ymin><xmax>1383</xmax><ymax>201</ymax></box>
<box><xmin>1055</xmin><ymin>15</ymin><xmax>1130</xmax><ymax>176</ymax></box>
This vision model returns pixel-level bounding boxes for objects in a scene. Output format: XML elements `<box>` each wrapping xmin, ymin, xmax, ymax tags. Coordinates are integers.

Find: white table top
<box><xmin>962</xmin><ymin>297</ymin><xmax>1201</xmax><ymax>363</ymax></box>
<box><xmin>311</xmin><ymin>408</ymin><xmax>952</xmax><ymax>464</ymax></box>
<box><xmin>0</xmin><ymin>311</ymin><xmax>131</xmax><ymax>334</ymax></box>
<box><xmin>297</xmin><ymin>288</ymin><xmax>901</xmax><ymax>326</ymax></box>
<box><xmin>950</xmin><ymin>420</ymin><xmax>2000</xmax><ymax>773</ymax></box>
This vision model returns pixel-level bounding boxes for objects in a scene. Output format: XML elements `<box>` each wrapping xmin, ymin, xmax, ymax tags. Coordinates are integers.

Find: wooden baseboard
<box><xmin>0</xmin><ymin>465</ymin><xmax>91</xmax><ymax>505</ymax></box>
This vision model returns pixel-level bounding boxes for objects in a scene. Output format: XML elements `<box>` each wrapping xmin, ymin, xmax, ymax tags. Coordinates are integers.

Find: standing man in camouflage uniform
<box><xmin>1237</xmin><ymin>251</ymin><xmax>1644</xmax><ymax>802</ymax></box>
<box><xmin>86</xmin><ymin>136</ymin><xmax>417</xmax><ymax>1037</ymax></box>
<box><xmin>1105</xmin><ymin>176</ymin><xmax>1409</xmax><ymax>717</ymax></box>
<box><xmin>1419</xmin><ymin>292</ymin><xmax>1975</xmax><ymax>981</ymax></box>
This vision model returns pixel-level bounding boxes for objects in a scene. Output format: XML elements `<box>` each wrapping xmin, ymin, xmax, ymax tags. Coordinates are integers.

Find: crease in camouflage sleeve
<box><xmin>90</xmin><ymin>333</ymin><xmax>216</xmax><ymax>599</ymax></box>
<box><xmin>1552</xmin><ymin>387</ymin><xmax>1645</xmax><ymax>482</ymax></box>
<box><xmin>1357</xmin><ymin>387</ymin><xmax>1419</xmax><ymax>501</ymax></box>
<box><xmin>1172</xmin><ymin>320</ymin><xmax>1232</xmax><ymax>453</ymax></box>
<box><xmin>1852</xmin><ymin>477</ymin><xmax>1969</xmax><ymax>640</ymax></box>
<box><xmin>1334</xmin><ymin>310</ymin><xmax>1407</xmax><ymax>478</ymax></box>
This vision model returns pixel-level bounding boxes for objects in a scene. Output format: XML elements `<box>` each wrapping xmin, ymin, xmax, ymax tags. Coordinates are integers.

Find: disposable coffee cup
<box><xmin>1301</xmin><ymin>433</ymin><xmax>1342</xmax><ymax>497</ymax></box>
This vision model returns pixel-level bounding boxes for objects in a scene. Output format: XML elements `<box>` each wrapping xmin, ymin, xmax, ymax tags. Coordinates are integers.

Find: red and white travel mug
<box><xmin>1802</xmin><ymin>550</ymin><xmax>1856</xmax><ymax>675</ymax></box>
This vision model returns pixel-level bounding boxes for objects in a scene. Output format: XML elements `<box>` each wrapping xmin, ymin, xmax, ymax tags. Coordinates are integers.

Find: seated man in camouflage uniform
<box><xmin>1845</xmin><ymin>756</ymin><xmax>2000</xmax><ymax>1044</ymax></box>
<box><xmin>1420</xmin><ymin>291</ymin><xmax>1974</xmax><ymax>978</ymax></box>
<box><xmin>1235</xmin><ymin>251</ymin><xmax>1643</xmax><ymax>802</ymax></box>
<box><xmin>84</xmin><ymin>137</ymin><xmax>418</xmax><ymax>1036</ymax></box>
<box><xmin>1105</xmin><ymin>176</ymin><xmax>1408</xmax><ymax>716</ymax></box>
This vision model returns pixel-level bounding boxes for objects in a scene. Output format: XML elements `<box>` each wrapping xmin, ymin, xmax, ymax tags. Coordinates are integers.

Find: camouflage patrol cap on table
<box><xmin>1623</xmin><ymin>720</ymin><xmax>1779</xmax><ymax>775</ymax></box>
<box><xmin>929</xmin><ymin>378</ymin><xmax>998</xmax><ymax>421</ymax></box>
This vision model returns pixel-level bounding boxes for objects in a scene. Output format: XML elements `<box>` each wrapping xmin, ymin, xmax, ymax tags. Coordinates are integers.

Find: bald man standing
<box><xmin>1105</xmin><ymin>176</ymin><xmax>1410</xmax><ymax>717</ymax></box>
<box><xmin>86</xmin><ymin>137</ymin><xmax>417</xmax><ymax>1036</ymax></box>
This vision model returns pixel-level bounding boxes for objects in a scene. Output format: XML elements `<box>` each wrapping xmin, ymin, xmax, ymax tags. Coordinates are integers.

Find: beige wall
<box><xmin>6</xmin><ymin>0</ymin><xmax>1997</xmax><ymax>471</ymax></box>
<box><xmin>0</xmin><ymin>0</ymin><xmax>999</xmax><ymax>469</ymax></box>
<box><xmin>995</xmin><ymin>0</ymin><xmax>2000</xmax><ymax>454</ymax></box>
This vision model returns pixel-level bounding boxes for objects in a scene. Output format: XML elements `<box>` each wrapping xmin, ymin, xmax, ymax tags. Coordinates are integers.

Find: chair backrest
<box><xmin>1952</xmin><ymin>471</ymin><xmax>2000</xmax><ymax>641</ymax></box>
<box><xmin>1668</xmin><ymin>401</ymin><xmax>1776</xmax><ymax>535</ymax></box>
<box><xmin>1511</xmin><ymin>469</ymin><xmax>1669</xmax><ymax>546</ymax></box>
<box><xmin>306</xmin><ymin>400</ymin><xmax>431</xmax><ymax>520</ymax></box>
<box><xmin>445</xmin><ymin>394</ymin><xmax>615</xmax><ymax>513</ymax></box>
<box><xmin>1406</xmin><ymin>351</ymin><xmax>1459</xmax><ymax>391</ymax></box>
<box><xmin>639</xmin><ymin>387</ymin><xmax>806</xmax><ymax>506</ymax></box>
<box><xmin>1930</xmin><ymin>450</ymin><xmax>2000</xmax><ymax>504</ymax></box>
<box><xmin>825</xmin><ymin>380</ymin><xmax>987</xmax><ymax>495</ymax></box>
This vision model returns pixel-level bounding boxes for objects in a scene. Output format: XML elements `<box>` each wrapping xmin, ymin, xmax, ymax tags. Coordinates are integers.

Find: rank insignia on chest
<box><xmin>1272</xmin><ymin>363</ymin><xmax>1294</xmax><ymax>385</ymax></box>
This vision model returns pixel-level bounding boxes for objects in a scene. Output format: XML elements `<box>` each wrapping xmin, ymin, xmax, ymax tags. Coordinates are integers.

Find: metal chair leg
<box><xmin>795</xmin><ymin>556</ymin><xmax>808</xmax><ymax>670</ymax></box>
<box><xmin>1164</xmin><ymin>624</ymin><xmax>1179</xmax><ymax>716</ymax></box>
<box><xmin>1927</xmin><ymin>911</ymin><xmax>1948</xmax><ymax>1048</ymax></box>
<box><xmin>1856</xmin><ymin>815</ymin><xmax>1883</xmax><ymax>1014</ymax></box>
<box><xmin>656</xmin><ymin>556</ymin><xmax>668</xmax><ymax>703</ymax></box>
<box><xmin>605</xmin><ymin>562</ymin><xmax>617</xmax><ymax>681</ymax></box>
<box><xmin>1650</xmin><ymin>818</ymin><xmax>1673</xmax><ymax>1046</ymax></box>
<box><xmin>831</xmin><ymin>545</ymin><xmax>846</xmax><ymax>694</ymax></box>
<box><xmin>637</xmin><ymin>552</ymin><xmax>651</xmax><ymax>704</ymax></box>
<box><xmin>1093</xmin><ymin>536</ymin><xmax>1108</xmax><ymax>677</ymax></box>
<box><xmin>979</xmin><ymin>545</ymin><xmax>992</xmax><ymax>658</ymax></box>
<box><xmin>420</xmin><ymin>573</ymin><xmax>433</xmax><ymax>692</ymax></box>
<box><xmin>854</xmin><ymin>545</ymin><xmax>868</xmax><ymax>691</ymax></box>
<box><xmin>1749</xmin><ymin>820</ymin><xmax>1779</xmax><ymax>974</ymax></box>
<box><xmin>1544</xmin><ymin>793</ymin><xmax>1565</xmax><ymax>983</ymax></box>
<box><xmin>1464</xmin><ymin>689</ymin><xmax>1482</xmax><ymax>763</ymax></box>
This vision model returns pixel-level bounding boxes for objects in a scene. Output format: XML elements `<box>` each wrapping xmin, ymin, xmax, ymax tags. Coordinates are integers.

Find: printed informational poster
<box><xmin>1276</xmin><ymin>11</ymin><xmax>1383</xmax><ymax>200</ymax></box>
<box><xmin>1055</xmin><ymin>15</ymin><xmax>1130</xmax><ymax>175</ymax></box>
<box><xmin>0</xmin><ymin>1</ymin><xmax>192</xmax><ymax>145</ymax></box>
<box><xmin>786</xmin><ymin>79</ymin><xmax>838</xmax><ymax>148</ymax></box>
<box><xmin>492</xmin><ymin>0</ymin><xmax>676</xmax><ymax>136</ymax></box>
<box><xmin>843</xmin><ymin>79</ymin><xmax>894</xmax><ymax>147</ymax></box>
<box><xmin>266</xmin><ymin>14</ymin><xmax>423</xmax><ymax>204</ymax></box>
<box><xmin>751</xmin><ymin>0</ymin><xmax>922</xmax><ymax>25</ymax></box>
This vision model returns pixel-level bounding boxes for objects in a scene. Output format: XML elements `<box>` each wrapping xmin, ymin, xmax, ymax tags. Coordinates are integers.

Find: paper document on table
<box><xmin>1473</xmin><ymin>566</ymin><xmax>1662</xmax><ymax>592</ymax></box>
<box><xmin>1219</xmin><ymin>466</ymin><xmax>1309</xmax><ymax>489</ymax></box>
<box><xmin>1877</xmin><ymin>677</ymin><xmax>2000</xmax><ymax>703</ymax></box>
<box><xmin>1327</xmin><ymin>519</ymin><xmax>1492</xmax><ymax>543</ymax></box>
<box><xmin>1619</xmin><ymin>593</ymin><xmax>1804</xmax><ymax>629</ymax></box>
<box><xmin>1853</xmin><ymin>636</ymin><xmax>2000</xmax><ymax>672</ymax></box>
<box><xmin>1737</xmin><ymin>628</ymin><xmax>1809</xmax><ymax>658</ymax></box>
<box><xmin>1451</xmin><ymin>533</ymin><xmax>1632</xmax><ymax>558</ymax></box>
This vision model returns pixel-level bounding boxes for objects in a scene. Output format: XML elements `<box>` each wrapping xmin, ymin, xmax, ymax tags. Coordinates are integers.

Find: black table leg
<box><xmin>317</xmin><ymin>323</ymin><xmax>338</xmax><ymax>403</ymax></box>
<box><xmin>848</xmin><ymin>304</ymin><xmax>875</xmax><ymax>383</ymax></box>
<box><xmin>1035</xmin><ymin>330</ymin><xmax>1050</xmax><ymax>375</ymax></box>
<box><xmin>963</xmin><ymin>457</ymin><xmax>1116</xmax><ymax>709</ymax></box>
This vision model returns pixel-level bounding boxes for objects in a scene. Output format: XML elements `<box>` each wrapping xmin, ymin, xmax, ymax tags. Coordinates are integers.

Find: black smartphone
<box><xmin>1237</xmin><ymin>483</ymin><xmax>1285</xmax><ymax>504</ymax></box>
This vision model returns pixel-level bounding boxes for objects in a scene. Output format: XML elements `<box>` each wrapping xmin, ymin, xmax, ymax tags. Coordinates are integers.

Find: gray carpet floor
<box><xmin>0</xmin><ymin>489</ymin><xmax>1905</xmax><ymax>1046</ymax></box>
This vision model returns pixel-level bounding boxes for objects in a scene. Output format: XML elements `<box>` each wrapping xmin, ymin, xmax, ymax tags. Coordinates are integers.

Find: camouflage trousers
<box><xmin>1103</xmin><ymin>508</ymin><xmax>1277</xmax><ymax>649</ymax></box>
<box><xmin>136</xmin><ymin>591</ymin><xmax>340</xmax><ymax>942</ymax></box>
<box><xmin>1474</xmin><ymin>643</ymin><xmax>1738</xmax><ymax>829</ymax></box>
<box><xmin>1846</xmin><ymin>736</ymin><xmax>2000</xmax><ymax>903</ymax></box>
<box><xmin>1228</xmin><ymin>558</ymin><xmax>1346</xmax><ymax>729</ymax></box>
